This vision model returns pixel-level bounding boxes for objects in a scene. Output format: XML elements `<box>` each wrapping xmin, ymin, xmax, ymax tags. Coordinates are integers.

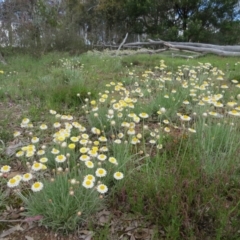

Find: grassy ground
<box><xmin>0</xmin><ymin>50</ymin><xmax>240</xmax><ymax>239</ymax></box>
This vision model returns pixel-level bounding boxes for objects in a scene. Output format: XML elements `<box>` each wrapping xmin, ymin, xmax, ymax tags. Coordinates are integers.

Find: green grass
<box><xmin>0</xmin><ymin>50</ymin><xmax>240</xmax><ymax>238</ymax></box>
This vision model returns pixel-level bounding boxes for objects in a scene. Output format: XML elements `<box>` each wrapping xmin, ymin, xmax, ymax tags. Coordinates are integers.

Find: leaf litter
<box><xmin>0</xmin><ymin>209</ymin><xmax>162</xmax><ymax>240</ymax></box>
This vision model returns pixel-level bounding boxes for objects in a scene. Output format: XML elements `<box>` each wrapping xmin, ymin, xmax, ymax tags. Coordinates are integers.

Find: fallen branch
<box><xmin>0</xmin><ymin>215</ymin><xmax>43</xmax><ymax>223</ymax></box>
<box><xmin>116</xmin><ymin>33</ymin><xmax>128</xmax><ymax>55</ymax></box>
<box><xmin>0</xmin><ymin>225</ymin><xmax>24</xmax><ymax>238</ymax></box>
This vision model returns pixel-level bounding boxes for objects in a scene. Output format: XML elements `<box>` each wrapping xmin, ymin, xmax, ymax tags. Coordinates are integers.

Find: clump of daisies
<box><xmin>1</xmin><ymin>111</ymin><xmax>125</xmax><ymax>230</ymax></box>
<box><xmin>7</xmin><ymin>113</ymin><xmax>126</xmax><ymax>195</ymax></box>
<box><xmin>1</xmin><ymin>162</ymin><xmax>43</xmax><ymax>192</ymax></box>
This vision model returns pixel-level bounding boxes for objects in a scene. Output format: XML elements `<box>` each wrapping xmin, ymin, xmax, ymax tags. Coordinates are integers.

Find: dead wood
<box><xmin>116</xmin><ymin>33</ymin><xmax>128</xmax><ymax>55</ymax></box>
<box><xmin>166</xmin><ymin>44</ymin><xmax>240</xmax><ymax>56</ymax></box>
<box><xmin>93</xmin><ymin>39</ymin><xmax>240</xmax><ymax>57</ymax></box>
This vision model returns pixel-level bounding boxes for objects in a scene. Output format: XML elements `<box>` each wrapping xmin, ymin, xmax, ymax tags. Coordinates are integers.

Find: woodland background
<box><xmin>0</xmin><ymin>0</ymin><xmax>240</xmax><ymax>54</ymax></box>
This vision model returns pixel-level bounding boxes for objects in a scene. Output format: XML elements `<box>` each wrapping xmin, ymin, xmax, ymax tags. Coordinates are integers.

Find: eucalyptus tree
<box><xmin>96</xmin><ymin>0</ymin><xmax>240</xmax><ymax>43</ymax></box>
<box><xmin>178</xmin><ymin>0</ymin><xmax>240</xmax><ymax>42</ymax></box>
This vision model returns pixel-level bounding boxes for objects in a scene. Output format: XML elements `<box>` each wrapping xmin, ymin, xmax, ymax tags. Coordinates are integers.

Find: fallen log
<box><xmin>122</xmin><ymin>40</ymin><xmax>240</xmax><ymax>56</ymax></box>
<box><xmin>146</xmin><ymin>39</ymin><xmax>240</xmax><ymax>52</ymax></box>
<box><xmin>124</xmin><ymin>41</ymin><xmax>165</xmax><ymax>47</ymax></box>
<box><xmin>168</xmin><ymin>42</ymin><xmax>240</xmax><ymax>52</ymax></box>
<box><xmin>166</xmin><ymin>43</ymin><xmax>240</xmax><ymax>56</ymax></box>
<box><xmin>92</xmin><ymin>39</ymin><xmax>240</xmax><ymax>57</ymax></box>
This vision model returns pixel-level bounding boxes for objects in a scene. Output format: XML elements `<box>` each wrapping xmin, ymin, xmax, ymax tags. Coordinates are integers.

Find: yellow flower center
<box><xmin>34</xmin><ymin>182</ymin><xmax>40</xmax><ymax>188</ymax></box>
<box><xmin>85</xmin><ymin>180</ymin><xmax>92</xmax><ymax>186</ymax></box>
<box><xmin>10</xmin><ymin>178</ymin><xmax>16</xmax><ymax>184</ymax></box>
